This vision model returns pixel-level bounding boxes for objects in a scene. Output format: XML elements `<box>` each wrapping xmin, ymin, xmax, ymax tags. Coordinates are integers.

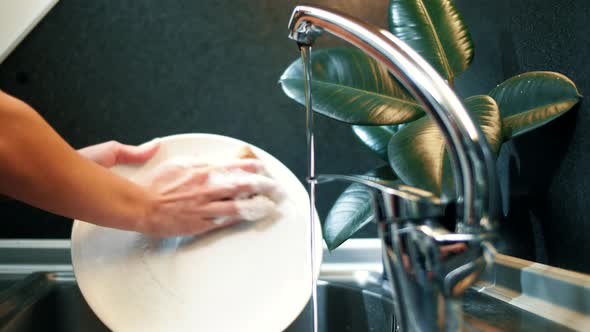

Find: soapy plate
<box><xmin>71</xmin><ymin>133</ymin><xmax>323</xmax><ymax>332</ymax></box>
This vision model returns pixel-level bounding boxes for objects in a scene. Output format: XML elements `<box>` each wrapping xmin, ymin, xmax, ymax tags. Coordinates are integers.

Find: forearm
<box><xmin>0</xmin><ymin>92</ymin><xmax>151</xmax><ymax>231</ymax></box>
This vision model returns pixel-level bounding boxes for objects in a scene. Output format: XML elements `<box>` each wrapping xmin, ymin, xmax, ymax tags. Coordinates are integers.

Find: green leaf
<box><xmin>389</xmin><ymin>0</ymin><xmax>474</xmax><ymax>85</ymax></box>
<box><xmin>279</xmin><ymin>48</ymin><xmax>424</xmax><ymax>125</ymax></box>
<box><xmin>489</xmin><ymin>71</ymin><xmax>581</xmax><ymax>139</ymax></box>
<box><xmin>323</xmin><ymin>166</ymin><xmax>397</xmax><ymax>250</ymax></box>
<box><xmin>387</xmin><ymin>95</ymin><xmax>501</xmax><ymax>198</ymax></box>
<box><xmin>352</xmin><ymin>125</ymin><xmax>399</xmax><ymax>161</ymax></box>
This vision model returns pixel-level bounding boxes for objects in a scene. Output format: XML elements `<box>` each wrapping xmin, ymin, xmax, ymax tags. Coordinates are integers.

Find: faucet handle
<box><xmin>376</xmin><ymin>182</ymin><xmax>446</xmax><ymax>223</ymax></box>
<box><xmin>313</xmin><ymin>174</ymin><xmax>446</xmax><ymax>221</ymax></box>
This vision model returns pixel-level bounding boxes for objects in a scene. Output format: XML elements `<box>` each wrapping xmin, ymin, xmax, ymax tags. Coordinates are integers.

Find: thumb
<box><xmin>116</xmin><ymin>139</ymin><xmax>161</xmax><ymax>164</ymax></box>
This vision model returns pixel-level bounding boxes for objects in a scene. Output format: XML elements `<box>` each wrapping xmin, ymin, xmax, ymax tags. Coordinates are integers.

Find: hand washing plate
<box><xmin>71</xmin><ymin>133</ymin><xmax>322</xmax><ymax>332</ymax></box>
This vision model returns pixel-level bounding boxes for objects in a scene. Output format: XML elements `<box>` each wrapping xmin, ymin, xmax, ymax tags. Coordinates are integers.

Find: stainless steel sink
<box><xmin>0</xmin><ymin>271</ymin><xmax>574</xmax><ymax>332</ymax></box>
<box><xmin>0</xmin><ymin>239</ymin><xmax>585</xmax><ymax>332</ymax></box>
<box><xmin>0</xmin><ymin>273</ymin><xmax>107</xmax><ymax>332</ymax></box>
<box><xmin>289</xmin><ymin>280</ymin><xmax>394</xmax><ymax>332</ymax></box>
<box><xmin>0</xmin><ymin>272</ymin><xmax>394</xmax><ymax>332</ymax></box>
<box><xmin>0</xmin><ymin>275</ymin><xmax>23</xmax><ymax>293</ymax></box>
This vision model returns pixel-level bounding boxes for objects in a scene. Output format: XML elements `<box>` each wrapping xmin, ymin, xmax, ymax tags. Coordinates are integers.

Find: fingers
<box><xmin>163</xmin><ymin>157</ymin><xmax>264</xmax><ymax>174</ymax></box>
<box><xmin>235</xmin><ymin>196</ymin><xmax>277</xmax><ymax>221</ymax></box>
<box><xmin>139</xmin><ymin>153</ymin><xmax>283</xmax><ymax>237</ymax></box>
<box><xmin>145</xmin><ymin>157</ymin><xmax>278</xmax><ymax>198</ymax></box>
<box><xmin>205</xmin><ymin>172</ymin><xmax>282</xmax><ymax>201</ymax></box>
<box><xmin>199</xmin><ymin>200</ymin><xmax>240</xmax><ymax>218</ymax></box>
<box><xmin>210</xmin><ymin>216</ymin><xmax>241</xmax><ymax>226</ymax></box>
<box><xmin>204</xmin><ymin>159</ymin><xmax>281</xmax><ymax>201</ymax></box>
<box><xmin>116</xmin><ymin>139</ymin><xmax>160</xmax><ymax>164</ymax></box>
<box><xmin>201</xmin><ymin>184</ymin><xmax>252</xmax><ymax>202</ymax></box>
<box><xmin>202</xmin><ymin>158</ymin><xmax>265</xmax><ymax>174</ymax></box>
<box><xmin>190</xmin><ymin>217</ymin><xmax>242</xmax><ymax>237</ymax></box>
<box><xmin>199</xmin><ymin>196</ymin><xmax>277</xmax><ymax>222</ymax></box>
<box><xmin>165</xmin><ymin>156</ymin><xmax>209</xmax><ymax>169</ymax></box>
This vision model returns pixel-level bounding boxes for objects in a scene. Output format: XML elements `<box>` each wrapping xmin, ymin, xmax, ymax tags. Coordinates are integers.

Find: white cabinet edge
<box><xmin>0</xmin><ymin>0</ymin><xmax>60</xmax><ymax>64</ymax></box>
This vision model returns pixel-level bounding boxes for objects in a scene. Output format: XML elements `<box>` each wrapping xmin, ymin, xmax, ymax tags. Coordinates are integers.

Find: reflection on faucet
<box><xmin>288</xmin><ymin>6</ymin><xmax>500</xmax><ymax>332</ymax></box>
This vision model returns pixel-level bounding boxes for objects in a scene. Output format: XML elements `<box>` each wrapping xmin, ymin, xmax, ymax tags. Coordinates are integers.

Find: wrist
<box><xmin>112</xmin><ymin>181</ymin><xmax>158</xmax><ymax>235</ymax></box>
<box><xmin>134</xmin><ymin>187</ymin><xmax>159</xmax><ymax>235</ymax></box>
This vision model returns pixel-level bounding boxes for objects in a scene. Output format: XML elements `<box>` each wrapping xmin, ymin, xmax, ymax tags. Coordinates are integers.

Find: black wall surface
<box><xmin>1</xmin><ymin>0</ymin><xmax>590</xmax><ymax>274</ymax></box>
<box><xmin>453</xmin><ymin>0</ymin><xmax>590</xmax><ymax>274</ymax></box>
<box><xmin>0</xmin><ymin>0</ymin><xmax>385</xmax><ymax>238</ymax></box>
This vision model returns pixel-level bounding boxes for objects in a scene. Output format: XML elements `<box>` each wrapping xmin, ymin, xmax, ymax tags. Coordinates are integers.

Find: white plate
<box><xmin>71</xmin><ymin>133</ymin><xmax>322</xmax><ymax>332</ymax></box>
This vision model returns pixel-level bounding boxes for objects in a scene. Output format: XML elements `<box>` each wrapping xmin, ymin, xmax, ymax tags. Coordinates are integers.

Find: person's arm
<box><xmin>0</xmin><ymin>91</ymin><xmax>277</xmax><ymax>236</ymax></box>
<box><xmin>0</xmin><ymin>91</ymin><xmax>151</xmax><ymax>230</ymax></box>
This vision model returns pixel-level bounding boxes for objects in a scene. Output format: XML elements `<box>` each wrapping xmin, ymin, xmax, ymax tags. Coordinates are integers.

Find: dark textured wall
<box><xmin>453</xmin><ymin>0</ymin><xmax>590</xmax><ymax>273</ymax></box>
<box><xmin>0</xmin><ymin>0</ymin><xmax>385</xmax><ymax>238</ymax></box>
<box><xmin>1</xmin><ymin>0</ymin><xmax>590</xmax><ymax>274</ymax></box>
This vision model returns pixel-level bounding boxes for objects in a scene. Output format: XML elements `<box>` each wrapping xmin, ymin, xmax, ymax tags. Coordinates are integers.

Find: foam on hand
<box><xmin>206</xmin><ymin>146</ymin><xmax>285</xmax><ymax>224</ymax></box>
<box><xmin>235</xmin><ymin>195</ymin><xmax>277</xmax><ymax>222</ymax></box>
<box><xmin>207</xmin><ymin>168</ymin><xmax>283</xmax><ymax>224</ymax></box>
<box><xmin>207</xmin><ymin>169</ymin><xmax>285</xmax><ymax>201</ymax></box>
<box><xmin>162</xmin><ymin>147</ymin><xmax>285</xmax><ymax>225</ymax></box>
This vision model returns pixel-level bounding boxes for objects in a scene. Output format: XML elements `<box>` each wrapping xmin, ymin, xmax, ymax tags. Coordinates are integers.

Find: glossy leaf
<box><xmin>352</xmin><ymin>125</ymin><xmax>399</xmax><ymax>161</ymax></box>
<box><xmin>279</xmin><ymin>48</ymin><xmax>424</xmax><ymax>125</ymax></box>
<box><xmin>489</xmin><ymin>71</ymin><xmax>581</xmax><ymax>139</ymax></box>
<box><xmin>389</xmin><ymin>0</ymin><xmax>474</xmax><ymax>84</ymax></box>
<box><xmin>323</xmin><ymin>166</ymin><xmax>397</xmax><ymax>250</ymax></box>
<box><xmin>387</xmin><ymin>95</ymin><xmax>501</xmax><ymax>198</ymax></box>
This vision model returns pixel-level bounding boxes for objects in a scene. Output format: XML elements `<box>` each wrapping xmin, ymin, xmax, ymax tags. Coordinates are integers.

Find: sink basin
<box><xmin>0</xmin><ymin>272</ymin><xmax>394</xmax><ymax>332</ymax></box>
<box><xmin>0</xmin><ymin>236</ymin><xmax>580</xmax><ymax>332</ymax></box>
<box><xmin>0</xmin><ymin>273</ymin><xmax>107</xmax><ymax>332</ymax></box>
<box><xmin>0</xmin><ymin>274</ymin><xmax>24</xmax><ymax>293</ymax></box>
<box><xmin>0</xmin><ymin>271</ymin><xmax>572</xmax><ymax>332</ymax></box>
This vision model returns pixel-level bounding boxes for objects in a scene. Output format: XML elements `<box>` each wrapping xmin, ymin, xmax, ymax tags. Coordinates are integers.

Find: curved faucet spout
<box><xmin>287</xmin><ymin>6</ymin><xmax>501</xmax><ymax>332</ymax></box>
<box><xmin>288</xmin><ymin>5</ymin><xmax>499</xmax><ymax>234</ymax></box>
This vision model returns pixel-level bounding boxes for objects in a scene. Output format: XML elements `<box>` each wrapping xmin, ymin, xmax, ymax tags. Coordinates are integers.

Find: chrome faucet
<box><xmin>288</xmin><ymin>6</ymin><xmax>500</xmax><ymax>332</ymax></box>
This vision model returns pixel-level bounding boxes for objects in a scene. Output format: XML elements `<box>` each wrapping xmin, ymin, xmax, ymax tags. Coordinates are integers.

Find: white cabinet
<box><xmin>0</xmin><ymin>0</ymin><xmax>59</xmax><ymax>63</ymax></box>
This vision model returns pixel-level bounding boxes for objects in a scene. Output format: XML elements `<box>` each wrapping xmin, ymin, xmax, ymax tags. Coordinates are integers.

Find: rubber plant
<box><xmin>279</xmin><ymin>0</ymin><xmax>582</xmax><ymax>250</ymax></box>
